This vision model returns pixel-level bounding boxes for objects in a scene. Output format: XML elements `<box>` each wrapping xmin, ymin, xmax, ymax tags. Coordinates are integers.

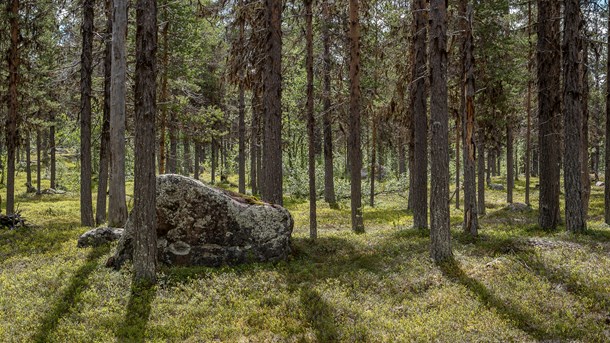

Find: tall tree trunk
<box><xmin>211</xmin><ymin>138</ymin><xmax>217</xmax><ymax>183</ymax></box>
<box><xmin>525</xmin><ymin>0</ymin><xmax>532</xmax><ymax>205</ymax></box>
<box><xmin>429</xmin><ymin>0</ymin><xmax>452</xmax><ymax>262</ymax></box>
<box><xmin>581</xmin><ymin>39</ymin><xmax>591</xmax><ymax>216</ymax></box>
<box><xmin>348</xmin><ymin>0</ymin><xmax>364</xmax><ymax>233</ymax></box>
<box><xmin>168</xmin><ymin>122</ymin><xmax>178</xmax><ymax>173</ymax></box>
<box><xmin>109</xmin><ymin>0</ymin><xmax>128</xmax><ymax>227</ymax></box>
<box><xmin>507</xmin><ymin>121</ymin><xmax>514</xmax><ymax>203</ymax></box>
<box><xmin>477</xmin><ymin>132</ymin><xmax>486</xmax><ymax>215</ymax></box>
<box><xmin>80</xmin><ymin>0</ymin><xmax>95</xmax><ymax>227</ymax></box>
<box><xmin>455</xmin><ymin>110</ymin><xmax>460</xmax><ymax>210</ymax></box>
<box><xmin>133</xmin><ymin>0</ymin><xmax>158</xmax><ymax>284</ymax></box>
<box><xmin>158</xmin><ymin>8</ymin><xmax>169</xmax><ymax>175</ymax></box>
<box><xmin>251</xmin><ymin>84</ymin><xmax>261</xmax><ymax>195</ymax></box>
<box><xmin>411</xmin><ymin>0</ymin><xmax>428</xmax><ymax>229</ymax></box>
<box><xmin>50</xmin><ymin>113</ymin><xmax>56</xmax><ymax>189</ymax></box>
<box><xmin>261</xmin><ymin>0</ymin><xmax>283</xmax><ymax>205</ymax></box>
<box><xmin>183</xmin><ymin>135</ymin><xmax>191</xmax><ymax>176</ymax></box>
<box><xmin>370</xmin><ymin>115</ymin><xmax>377</xmax><ymax>207</ymax></box>
<box><xmin>6</xmin><ymin>0</ymin><xmax>19</xmax><ymax>215</ymax></box>
<box><xmin>563</xmin><ymin>0</ymin><xmax>586</xmax><ymax>233</ymax></box>
<box><xmin>96</xmin><ymin>0</ymin><xmax>112</xmax><ymax>225</ymax></box>
<box><xmin>238</xmin><ymin>78</ymin><xmax>246</xmax><ymax>193</ymax></box>
<box><xmin>462</xmin><ymin>2</ymin><xmax>478</xmax><ymax>236</ymax></box>
<box><xmin>606</xmin><ymin>5</ymin><xmax>610</xmax><ymax>225</ymax></box>
<box><xmin>305</xmin><ymin>0</ymin><xmax>317</xmax><ymax>239</ymax></box>
<box><xmin>537</xmin><ymin>0</ymin><xmax>561</xmax><ymax>230</ymax></box>
<box><xmin>322</xmin><ymin>0</ymin><xmax>337</xmax><ymax>209</ymax></box>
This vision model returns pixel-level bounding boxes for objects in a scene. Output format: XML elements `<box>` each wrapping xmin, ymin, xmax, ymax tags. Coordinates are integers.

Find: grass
<box><xmin>2</xmin><ymin>167</ymin><xmax>610</xmax><ymax>342</ymax></box>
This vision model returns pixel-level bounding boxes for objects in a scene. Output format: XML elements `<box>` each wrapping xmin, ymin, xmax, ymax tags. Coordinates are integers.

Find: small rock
<box><xmin>77</xmin><ymin>227</ymin><xmax>124</xmax><ymax>248</ymax></box>
<box><xmin>489</xmin><ymin>183</ymin><xmax>504</xmax><ymax>191</ymax></box>
<box><xmin>596</xmin><ymin>181</ymin><xmax>605</xmax><ymax>187</ymax></box>
<box><xmin>507</xmin><ymin>203</ymin><xmax>530</xmax><ymax>212</ymax></box>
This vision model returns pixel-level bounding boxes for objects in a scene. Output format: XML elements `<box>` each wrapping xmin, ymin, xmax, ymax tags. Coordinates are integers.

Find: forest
<box><xmin>2</xmin><ymin>0</ymin><xmax>610</xmax><ymax>341</ymax></box>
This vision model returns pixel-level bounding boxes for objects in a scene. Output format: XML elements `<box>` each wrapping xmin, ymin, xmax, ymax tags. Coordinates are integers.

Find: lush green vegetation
<box><xmin>2</xmin><ymin>164</ymin><xmax>610</xmax><ymax>342</ymax></box>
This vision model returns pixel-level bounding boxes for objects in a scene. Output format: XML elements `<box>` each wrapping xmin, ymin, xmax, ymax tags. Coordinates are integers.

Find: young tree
<box><xmin>133</xmin><ymin>0</ymin><xmax>158</xmax><ymax>283</ymax></box>
<box><xmin>348</xmin><ymin>0</ymin><xmax>364</xmax><ymax>233</ymax></box>
<box><xmin>80</xmin><ymin>0</ymin><xmax>94</xmax><ymax>227</ymax></box>
<box><xmin>96</xmin><ymin>0</ymin><xmax>113</xmax><ymax>225</ymax></box>
<box><xmin>6</xmin><ymin>0</ymin><xmax>20</xmax><ymax>215</ymax></box>
<box><xmin>563</xmin><ymin>0</ymin><xmax>586</xmax><ymax>233</ymax></box>
<box><xmin>410</xmin><ymin>0</ymin><xmax>428</xmax><ymax>229</ymax></box>
<box><xmin>537</xmin><ymin>0</ymin><xmax>561</xmax><ymax>230</ymax></box>
<box><xmin>506</xmin><ymin>121</ymin><xmax>514</xmax><ymax>203</ymax></box>
<box><xmin>606</xmin><ymin>6</ymin><xmax>610</xmax><ymax>225</ymax></box>
<box><xmin>429</xmin><ymin>0</ymin><xmax>452</xmax><ymax>262</ymax></box>
<box><xmin>109</xmin><ymin>0</ymin><xmax>129</xmax><ymax>227</ymax></box>
<box><xmin>461</xmin><ymin>2</ymin><xmax>478</xmax><ymax>236</ymax></box>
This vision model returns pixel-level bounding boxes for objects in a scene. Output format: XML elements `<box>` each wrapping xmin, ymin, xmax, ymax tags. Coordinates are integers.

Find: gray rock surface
<box><xmin>77</xmin><ymin>227</ymin><xmax>124</xmax><ymax>248</ymax></box>
<box><xmin>489</xmin><ymin>183</ymin><xmax>505</xmax><ymax>191</ymax></box>
<box><xmin>108</xmin><ymin>174</ymin><xmax>293</xmax><ymax>268</ymax></box>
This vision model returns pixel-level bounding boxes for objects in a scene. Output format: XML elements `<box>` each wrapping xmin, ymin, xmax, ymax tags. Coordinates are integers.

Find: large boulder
<box><xmin>108</xmin><ymin>174</ymin><xmax>293</xmax><ymax>268</ymax></box>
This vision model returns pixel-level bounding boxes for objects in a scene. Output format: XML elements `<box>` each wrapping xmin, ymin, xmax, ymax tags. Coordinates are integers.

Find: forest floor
<box><xmin>2</xmin><ymin>168</ymin><xmax>610</xmax><ymax>342</ymax></box>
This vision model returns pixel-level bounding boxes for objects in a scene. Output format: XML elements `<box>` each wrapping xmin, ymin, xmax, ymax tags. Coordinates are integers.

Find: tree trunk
<box><xmin>133</xmin><ymin>0</ymin><xmax>158</xmax><ymax>284</ymax></box>
<box><xmin>50</xmin><ymin>113</ymin><xmax>56</xmax><ymax>189</ymax></box>
<box><xmin>305</xmin><ymin>0</ymin><xmax>317</xmax><ymax>239</ymax></box>
<box><xmin>109</xmin><ymin>0</ymin><xmax>128</xmax><ymax>227</ymax></box>
<box><xmin>605</xmin><ymin>4</ymin><xmax>610</xmax><ymax>224</ymax></box>
<box><xmin>96</xmin><ymin>0</ymin><xmax>112</xmax><ymax>225</ymax></box>
<box><xmin>158</xmin><ymin>7</ymin><xmax>169</xmax><ymax>175</ymax></box>
<box><xmin>537</xmin><ymin>0</ymin><xmax>561</xmax><ymax>230</ymax></box>
<box><xmin>80</xmin><ymin>0</ymin><xmax>95</xmax><ymax>227</ymax></box>
<box><xmin>194</xmin><ymin>143</ymin><xmax>201</xmax><ymax>180</ymax></box>
<box><xmin>261</xmin><ymin>0</ymin><xmax>283</xmax><ymax>205</ymax></box>
<box><xmin>411</xmin><ymin>0</ymin><xmax>428</xmax><ymax>229</ymax></box>
<box><xmin>477</xmin><ymin>132</ymin><xmax>486</xmax><ymax>215</ymax></box>
<box><xmin>211</xmin><ymin>139</ymin><xmax>217</xmax><ymax>183</ymax></box>
<box><xmin>238</xmin><ymin>76</ymin><xmax>246</xmax><ymax>193</ymax></box>
<box><xmin>348</xmin><ymin>0</ymin><xmax>364</xmax><ymax>233</ymax></box>
<box><xmin>370</xmin><ymin>115</ymin><xmax>377</xmax><ymax>207</ymax></box>
<box><xmin>429</xmin><ymin>0</ymin><xmax>452</xmax><ymax>262</ymax></box>
<box><xmin>36</xmin><ymin>130</ymin><xmax>41</xmax><ymax>193</ymax></box>
<box><xmin>562</xmin><ymin>0</ymin><xmax>586</xmax><ymax>233</ymax></box>
<box><xmin>183</xmin><ymin>135</ymin><xmax>191</xmax><ymax>176</ymax></box>
<box><xmin>462</xmin><ymin>2</ymin><xmax>478</xmax><ymax>236</ymax></box>
<box><xmin>6</xmin><ymin>0</ymin><xmax>19</xmax><ymax>215</ymax></box>
<box><xmin>26</xmin><ymin>132</ymin><xmax>32</xmax><ymax>189</ymax></box>
<box><xmin>581</xmin><ymin>39</ymin><xmax>591</xmax><ymax>217</ymax></box>
<box><xmin>525</xmin><ymin>0</ymin><xmax>532</xmax><ymax>205</ymax></box>
<box><xmin>322</xmin><ymin>0</ymin><xmax>337</xmax><ymax>209</ymax></box>
<box><xmin>251</xmin><ymin>84</ymin><xmax>261</xmax><ymax>195</ymax></box>
<box><xmin>507</xmin><ymin>121</ymin><xmax>514</xmax><ymax>203</ymax></box>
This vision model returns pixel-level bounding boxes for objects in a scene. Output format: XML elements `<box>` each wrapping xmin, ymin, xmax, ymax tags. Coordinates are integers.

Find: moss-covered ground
<box><xmin>2</xmin><ymin>168</ymin><xmax>610</xmax><ymax>342</ymax></box>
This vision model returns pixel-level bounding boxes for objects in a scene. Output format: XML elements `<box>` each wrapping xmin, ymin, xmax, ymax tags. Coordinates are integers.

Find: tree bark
<box><xmin>133</xmin><ymin>0</ymin><xmax>158</xmax><ymax>284</ymax></box>
<box><xmin>477</xmin><ymin>131</ymin><xmax>486</xmax><ymax>215</ymax></box>
<box><xmin>6</xmin><ymin>0</ymin><xmax>19</xmax><ymax>215</ymax></box>
<box><xmin>462</xmin><ymin>2</ymin><xmax>478</xmax><ymax>236</ymax></box>
<box><xmin>251</xmin><ymin>83</ymin><xmax>261</xmax><ymax>195</ymax></box>
<box><xmin>158</xmin><ymin>6</ymin><xmax>169</xmax><ymax>175</ymax></box>
<box><xmin>80</xmin><ymin>0</ymin><xmax>95</xmax><ymax>227</ymax></box>
<box><xmin>429</xmin><ymin>0</ymin><xmax>452</xmax><ymax>262</ymax></box>
<box><xmin>50</xmin><ymin>113</ymin><xmax>56</xmax><ymax>189</ymax></box>
<box><xmin>183</xmin><ymin>135</ymin><xmax>191</xmax><ymax>175</ymax></box>
<box><xmin>525</xmin><ymin>0</ymin><xmax>532</xmax><ymax>206</ymax></box>
<box><xmin>581</xmin><ymin>39</ymin><xmax>591</xmax><ymax>216</ymax></box>
<box><xmin>109</xmin><ymin>0</ymin><xmax>129</xmax><ymax>227</ymax></box>
<box><xmin>606</xmin><ymin>5</ymin><xmax>610</xmax><ymax>225</ymax></box>
<box><xmin>322</xmin><ymin>0</ymin><xmax>337</xmax><ymax>209</ymax></box>
<box><xmin>410</xmin><ymin>0</ymin><xmax>428</xmax><ymax>229</ymax></box>
<box><xmin>537</xmin><ymin>0</ymin><xmax>561</xmax><ymax>230</ymax></box>
<box><xmin>562</xmin><ymin>0</ymin><xmax>586</xmax><ymax>233</ymax></box>
<box><xmin>305</xmin><ymin>0</ymin><xmax>317</xmax><ymax>239</ymax></box>
<box><xmin>261</xmin><ymin>0</ymin><xmax>283</xmax><ymax>205</ymax></box>
<box><xmin>26</xmin><ymin>132</ymin><xmax>32</xmax><ymax>189</ymax></box>
<box><xmin>507</xmin><ymin>121</ymin><xmax>514</xmax><ymax>203</ymax></box>
<box><xmin>370</xmin><ymin>115</ymin><xmax>377</xmax><ymax>207</ymax></box>
<box><xmin>36</xmin><ymin>130</ymin><xmax>41</xmax><ymax>193</ymax></box>
<box><xmin>96</xmin><ymin>0</ymin><xmax>112</xmax><ymax>225</ymax></box>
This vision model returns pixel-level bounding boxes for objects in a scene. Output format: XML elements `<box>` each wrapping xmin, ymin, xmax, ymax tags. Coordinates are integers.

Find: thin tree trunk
<box><xmin>168</xmin><ymin>122</ymin><xmax>178</xmax><ymax>173</ymax></box>
<box><xmin>96</xmin><ymin>0</ymin><xmax>112</xmax><ymax>225</ymax></box>
<box><xmin>462</xmin><ymin>2</ymin><xmax>478</xmax><ymax>236</ymax></box>
<box><xmin>26</xmin><ymin>132</ymin><xmax>32</xmax><ymax>190</ymax></box>
<box><xmin>109</xmin><ymin>0</ymin><xmax>128</xmax><ymax>227</ymax></box>
<box><xmin>581</xmin><ymin>39</ymin><xmax>591</xmax><ymax>216</ymax></box>
<box><xmin>158</xmin><ymin>7</ymin><xmax>169</xmax><ymax>175</ymax></box>
<box><xmin>455</xmin><ymin>110</ymin><xmax>460</xmax><ymax>210</ymax></box>
<box><xmin>605</xmin><ymin>4</ymin><xmax>610</xmax><ymax>224</ymax></box>
<box><xmin>429</xmin><ymin>0</ymin><xmax>452</xmax><ymax>262</ymax></box>
<box><xmin>183</xmin><ymin>135</ymin><xmax>191</xmax><ymax>176</ymax></box>
<box><xmin>370</xmin><ymin>115</ymin><xmax>377</xmax><ymax>207</ymax></box>
<box><xmin>305</xmin><ymin>0</ymin><xmax>317</xmax><ymax>239</ymax></box>
<box><xmin>322</xmin><ymin>0</ymin><xmax>337</xmax><ymax>208</ymax></box>
<box><xmin>238</xmin><ymin>76</ymin><xmax>246</xmax><ymax>193</ymax></box>
<box><xmin>348</xmin><ymin>0</ymin><xmax>364</xmax><ymax>233</ymax></box>
<box><xmin>133</xmin><ymin>0</ymin><xmax>158</xmax><ymax>284</ymax></box>
<box><xmin>525</xmin><ymin>0</ymin><xmax>532</xmax><ymax>206</ymax></box>
<box><xmin>50</xmin><ymin>113</ymin><xmax>56</xmax><ymax>189</ymax></box>
<box><xmin>538</xmin><ymin>0</ymin><xmax>561</xmax><ymax>230</ymax></box>
<box><xmin>251</xmin><ymin>85</ymin><xmax>261</xmax><ymax>194</ymax></box>
<box><xmin>194</xmin><ymin>143</ymin><xmax>201</xmax><ymax>180</ymax></box>
<box><xmin>563</xmin><ymin>0</ymin><xmax>586</xmax><ymax>233</ymax></box>
<box><xmin>211</xmin><ymin>138</ymin><xmax>217</xmax><ymax>183</ymax></box>
<box><xmin>80</xmin><ymin>0</ymin><xmax>95</xmax><ymax>227</ymax></box>
<box><xmin>411</xmin><ymin>0</ymin><xmax>428</xmax><ymax>229</ymax></box>
<box><xmin>261</xmin><ymin>0</ymin><xmax>283</xmax><ymax>205</ymax></box>
<box><xmin>36</xmin><ymin>129</ymin><xmax>41</xmax><ymax>193</ymax></box>
<box><xmin>478</xmin><ymin>132</ymin><xmax>486</xmax><ymax>215</ymax></box>
<box><xmin>507</xmin><ymin>121</ymin><xmax>514</xmax><ymax>203</ymax></box>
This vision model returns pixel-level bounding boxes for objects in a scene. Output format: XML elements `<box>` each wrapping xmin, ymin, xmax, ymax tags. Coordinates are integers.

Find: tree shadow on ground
<box><xmin>32</xmin><ymin>245</ymin><xmax>110</xmax><ymax>343</ymax></box>
<box><xmin>0</xmin><ymin>226</ymin><xmax>79</xmax><ymax>262</ymax></box>
<box><xmin>116</xmin><ymin>282</ymin><xmax>157</xmax><ymax>343</ymax></box>
<box><xmin>300</xmin><ymin>286</ymin><xmax>339</xmax><ymax>342</ymax></box>
<box><xmin>439</xmin><ymin>260</ymin><xmax>566</xmax><ymax>341</ymax></box>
